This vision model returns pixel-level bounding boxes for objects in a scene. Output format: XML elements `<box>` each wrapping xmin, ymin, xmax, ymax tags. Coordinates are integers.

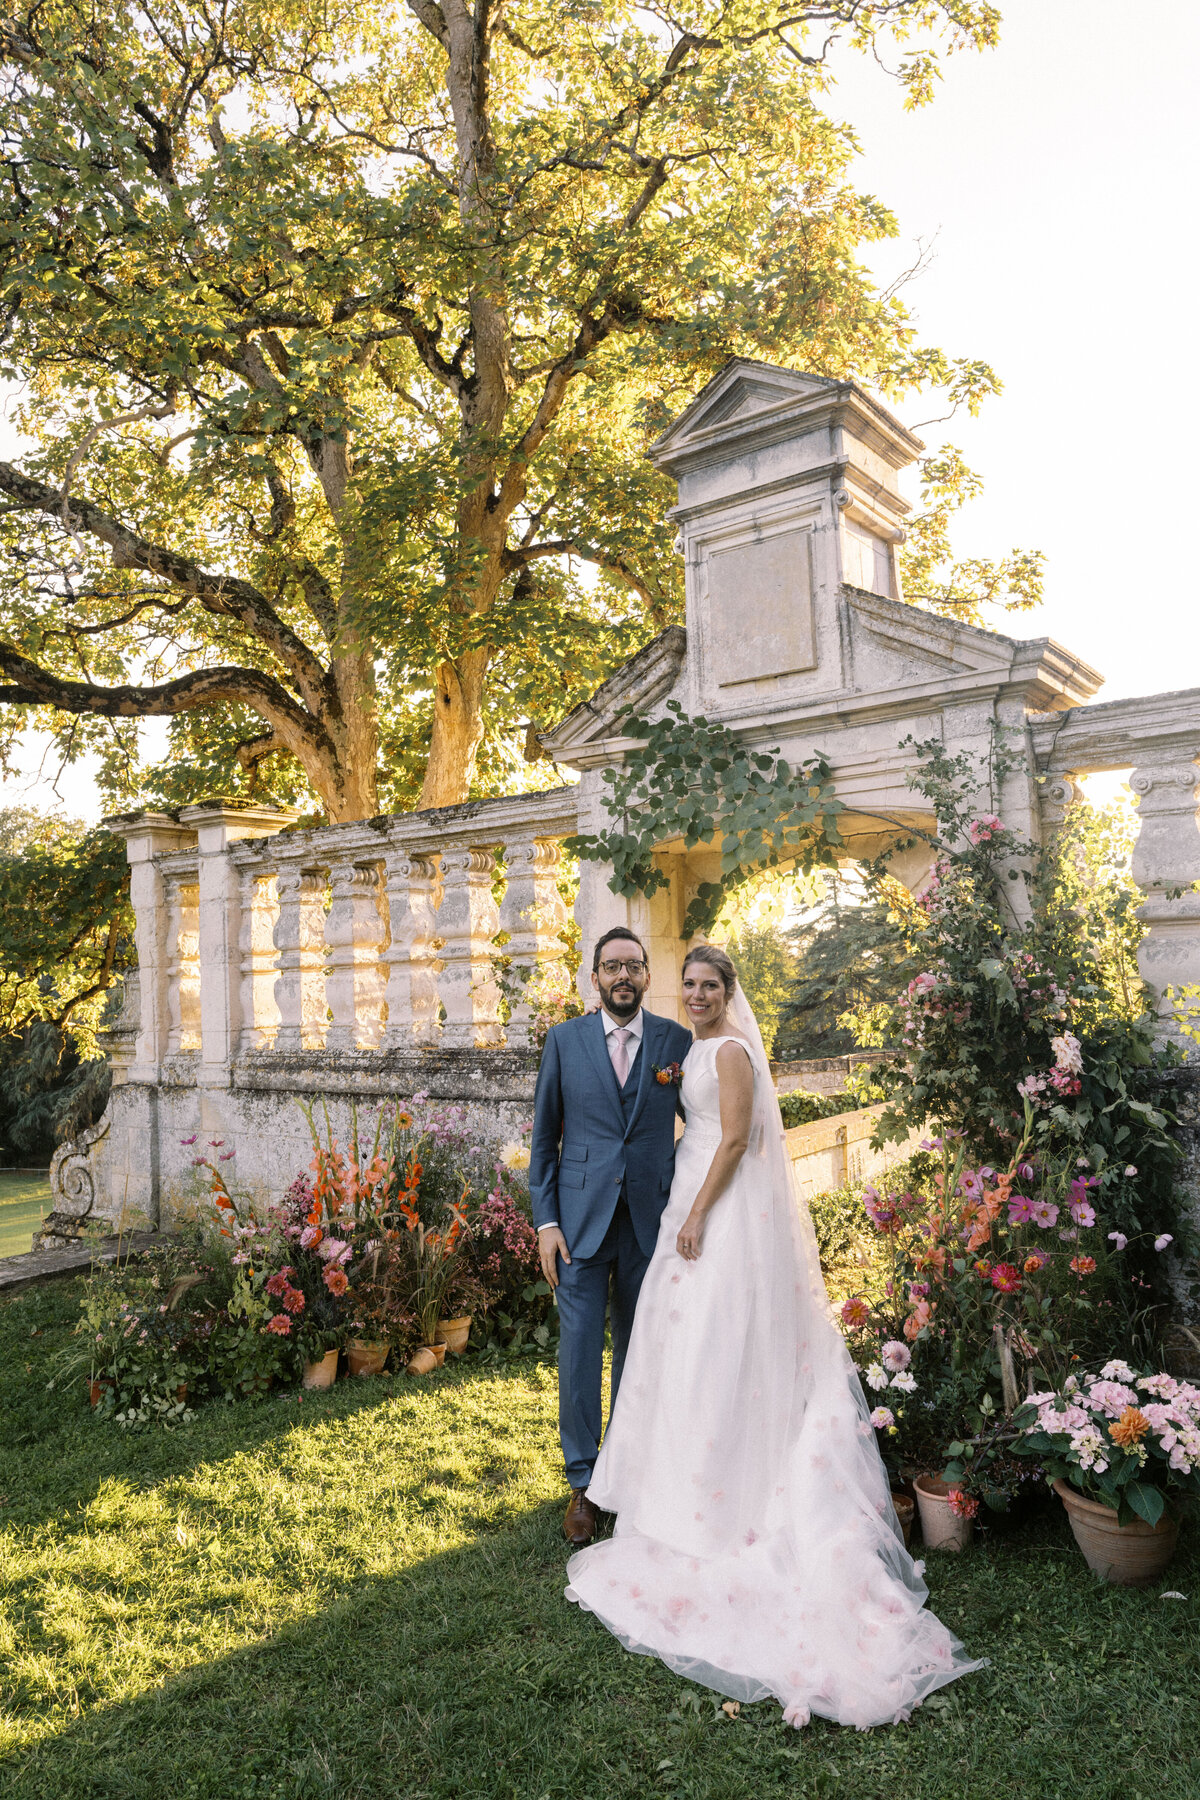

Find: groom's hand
<box><xmin>539</xmin><ymin>1226</ymin><xmax>571</xmax><ymax>1289</ymax></box>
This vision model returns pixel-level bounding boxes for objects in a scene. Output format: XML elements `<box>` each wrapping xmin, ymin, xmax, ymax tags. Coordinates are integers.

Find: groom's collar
<box><xmin>598</xmin><ymin>1004</ymin><xmax>644</xmax><ymax>1041</ymax></box>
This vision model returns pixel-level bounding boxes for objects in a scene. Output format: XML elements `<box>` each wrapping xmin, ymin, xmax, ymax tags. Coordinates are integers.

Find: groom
<box><xmin>530</xmin><ymin>928</ymin><xmax>692</xmax><ymax>1547</ymax></box>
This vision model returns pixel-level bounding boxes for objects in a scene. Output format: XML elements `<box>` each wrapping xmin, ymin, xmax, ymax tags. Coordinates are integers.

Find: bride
<box><xmin>565</xmin><ymin>943</ymin><xmax>984</xmax><ymax>1729</ymax></box>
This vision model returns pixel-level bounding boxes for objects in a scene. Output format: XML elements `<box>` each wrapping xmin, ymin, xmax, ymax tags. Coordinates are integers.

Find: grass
<box><xmin>0</xmin><ymin>1174</ymin><xmax>50</xmax><ymax>1259</ymax></box>
<box><xmin>1</xmin><ymin>1278</ymin><xmax>1198</xmax><ymax>1800</ymax></box>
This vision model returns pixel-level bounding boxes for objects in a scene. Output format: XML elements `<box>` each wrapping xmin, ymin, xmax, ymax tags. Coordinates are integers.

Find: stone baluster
<box><xmin>102</xmin><ymin>813</ymin><xmax>199</xmax><ymax>1082</ymax></box>
<box><xmin>325</xmin><ymin>862</ymin><xmax>388</xmax><ymax>1050</ymax></box>
<box><xmin>499</xmin><ymin>839</ymin><xmax>569</xmax><ymax>1047</ymax></box>
<box><xmin>164</xmin><ymin>874</ymin><xmax>201</xmax><ymax>1054</ymax></box>
<box><xmin>1130</xmin><ymin>759</ymin><xmax>1200</xmax><ymax>1041</ymax></box>
<box><xmin>238</xmin><ymin>868</ymin><xmax>280</xmax><ymax>1052</ymax></box>
<box><xmin>381</xmin><ymin>850</ymin><xmax>441</xmax><ymax>1046</ymax></box>
<box><xmin>274</xmin><ymin>869</ymin><xmax>329</xmax><ymax>1051</ymax></box>
<box><xmin>436</xmin><ymin>848</ymin><xmax>503</xmax><ymax>1048</ymax></box>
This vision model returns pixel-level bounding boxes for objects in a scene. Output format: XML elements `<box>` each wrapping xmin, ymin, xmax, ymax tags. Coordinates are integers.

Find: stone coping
<box><xmin>0</xmin><ymin>1231</ymin><xmax>160</xmax><ymax>1298</ymax></box>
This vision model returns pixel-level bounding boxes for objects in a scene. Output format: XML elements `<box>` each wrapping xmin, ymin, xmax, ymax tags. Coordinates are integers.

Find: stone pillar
<box><xmin>1129</xmin><ymin>759</ymin><xmax>1200</xmax><ymax>1042</ymax></box>
<box><xmin>178</xmin><ymin>802</ymin><xmax>297</xmax><ymax>1088</ymax></box>
<box><xmin>273</xmin><ymin>868</ymin><xmax>328</xmax><ymax>1051</ymax></box>
<box><xmin>238</xmin><ymin>867</ymin><xmax>280</xmax><ymax>1052</ymax></box>
<box><xmin>102</xmin><ymin>813</ymin><xmax>199</xmax><ymax>1082</ymax></box>
<box><xmin>436</xmin><ymin>848</ymin><xmax>503</xmax><ymax>1048</ymax></box>
<box><xmin>325</xmin><ymin>862</ymin><xmax>388</xmax><ymax>1050</ymax></box>
<box><xmin>381</xmin><ymin>850</ymin><xmax>441</xmax><ymax>1046</ymax></box>
<box><xmin>499</xmin><ymin>839</ymin><xmax>570</xmax><ymax>1047</ymax></box>
<box><xmin>164</xmin><ymin>873</ymin><xmax>201</xmax><ymax>1054</ymax></box>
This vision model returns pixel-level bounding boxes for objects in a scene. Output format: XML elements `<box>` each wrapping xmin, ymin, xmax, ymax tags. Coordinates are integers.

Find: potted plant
<box><xmin>346</xmin><ymin>1242</ymin><xmax>419</xmax><ymax>1375</ymax></box>
<box><xmin>1012</xmin><ymin>1359</ymin><xmax>1200</xmax><ymax>1585</ymax></box>
<box><xmin>397</xmin><ymin>1189</ymin><xmax>471</xmax><ymax>1373</ymax></box>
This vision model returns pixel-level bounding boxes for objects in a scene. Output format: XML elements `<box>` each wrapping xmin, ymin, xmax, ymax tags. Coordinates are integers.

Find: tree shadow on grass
<box><xmin>3</xmin><ymin>1502</ymin><xmax>1199</xmax><ymax>1800</ymax></box>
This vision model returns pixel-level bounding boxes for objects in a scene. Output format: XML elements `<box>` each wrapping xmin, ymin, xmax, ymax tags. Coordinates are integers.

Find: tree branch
<box><xmin>0</xmin><ymin>460</ymin><xmax>331</xmax><ymax>713</ymax></box>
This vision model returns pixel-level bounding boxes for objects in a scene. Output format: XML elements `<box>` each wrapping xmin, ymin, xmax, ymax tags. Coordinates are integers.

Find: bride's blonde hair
<box><xmin>681</xmin><ymin>942</ymin><xmax>738</xmax><ymax>996</ymax></box>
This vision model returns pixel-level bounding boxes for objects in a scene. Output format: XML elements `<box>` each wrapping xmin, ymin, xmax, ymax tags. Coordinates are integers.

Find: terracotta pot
<box><xmin>175</xmin><ymin>1382</ymin><xmax>189</xmax><ymax>1403</ymax></box>
<box><xmin>406</xmin><ymin>1344</ymin><xmax>445</xmax><ymax>1376</ymax></box>
<box><xmin>346</xmin><ymin>1339</ymin><xmax>389</xmax><ymax>1378</ymax></box>
<box><xmin>891</xmin><ymin>1492</ymin><xmax>915</xmax><ymax>1548</ymax></box>
<box><xmin>88</xmin><ymin>1376</ymin><xmax>114</xmax><ymax>1409</ymax></box>
<box><xmin>914</xmin><ymin>1474</ymin><xmax>974</xmax><ymax>1552</ymax></box>
<box><xmin>435</xmin><ymin>1315</ymin><xmax>472</xmax><ymax>1355</ymax></box>
<box><xmin>301</xmin><ymin>1348</ymin><xmax>340</xmax><ymax>1390</ymax></box>
<box><xmin>1052</xmin><ymin>1478</ymin><xmax>1179</xmax><ymax>1587</ymax></box>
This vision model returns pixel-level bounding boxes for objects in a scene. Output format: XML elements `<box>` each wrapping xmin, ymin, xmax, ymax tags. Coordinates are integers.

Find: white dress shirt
<box><xmin>538</xmin><ymin>1006</ymin><xmax>644</xmax><ymax>1234</ymax></box>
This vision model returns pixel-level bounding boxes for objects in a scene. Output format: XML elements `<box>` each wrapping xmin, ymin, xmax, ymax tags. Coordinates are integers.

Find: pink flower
<box><xmin>881</xmin><ymin>1340</ymin><xmax>911</xmax><ymax>1373</ymax></box>
<box><xmin>265</xmin><ymin>1314</ymin><xmax>292</xmax><ymax>1336</ymax></box>
<box><xmin>1069</xmin><ymin>1254</ymin><xmax>1097</xmax><ymax>1276</ymax></box>
<box><xmin>869</xmin><ymin>1407</ymin><xmax>895</xmax><ymax>1430</ymax></box>
<box><xmin>990</xmin><ymin>1262</ymin><xmax>1022</xmax><ymax>1293</ymax></box>
<box><xmin>323</xmin><ymin>1266</ymin><xmax>349</xmax><ymax>1296</ymax></box>
<box><xmin>1030</xmin><ymin>1200</ymin><xmax>1059</xmax><ymax>1229</ymax></box>
<box><xmin>180</xmin><ymin>1134</ymin><xmax>198</xmax><ymax>1146</ymax></box>
<box><xmin>1124</xmin><ymin>1165</ymin><xmax>1138</xmax><ymax>1178</ymax></box>
<box><xmin>1155</xmin><ymin>1234</ymin><xmax>1174</xmax><ymax>1252</ymax></box>
<box><xmin>947</xmin><ymin>1488</ymin><xmax>979</xmax><ymax>1519</ymax></box>
<box><xmin>1108</xmin><ymin>1231</ymin><xmax>1128</xmax><ymax>1251</ymax></box>
<box><xmin>299</xmin><ymin>1225</ymin><xmax>322</xmax><ymax>1250</ymax></box>
<box><xmin>1068</xmin><ymin>1197</ymin><xmax>1096</xmax><ymax>1227</ymax></box>
<box><xmin>966</xmin><ymin>814</ymin><xmax>1003</xmax><ymax>845</ymax></box>
<box><xmin>319</xmin><ymin>1237</ymin><xmax>350</xmax><ymax>1263</ymax></box>
<box><xmin>1006</xmin><ymin>1195</ymin><xmax>1036</xmax><ymax>1225</ymax></box>
<box><xmin>282</xmin><ymin>1287</ymin><xmax>306</xmax><ymax>1314</ymax></box>
<box><xmin>841</xmin><ymin>1296</ymin><xmax>870</xmax><ymax>1329</ymax></box>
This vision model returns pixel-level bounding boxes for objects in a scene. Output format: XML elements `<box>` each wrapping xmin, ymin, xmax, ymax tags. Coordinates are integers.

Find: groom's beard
<box><xmin>599</xmin><ymin>982</ymin><xmax>641</xmax><ymax>1020</ymax></box>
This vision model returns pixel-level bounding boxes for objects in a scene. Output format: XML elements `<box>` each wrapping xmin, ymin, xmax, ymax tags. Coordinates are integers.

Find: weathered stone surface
<box><xmin>0</xmin><ymin>1231</ymin><xmax>159</xmax><ymax>1297</ymax></box>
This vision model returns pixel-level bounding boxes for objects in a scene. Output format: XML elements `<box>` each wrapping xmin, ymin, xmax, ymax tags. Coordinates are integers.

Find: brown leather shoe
<box><xmin>563</xmin><ymin>1487</ymin><xmax>598</xmax><ymax>1546</ymax></box>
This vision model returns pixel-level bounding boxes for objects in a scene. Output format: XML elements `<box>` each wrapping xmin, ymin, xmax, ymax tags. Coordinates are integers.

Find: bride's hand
<box><xmin>676</xmin><ymin>1211</ymin><xmax>705</xmax><ymax>1260</ymax></box>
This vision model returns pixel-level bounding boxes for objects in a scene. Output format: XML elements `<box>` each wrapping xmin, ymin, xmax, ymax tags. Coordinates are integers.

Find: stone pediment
<box><xmin>648</xmin><ymin>358</ymin><xmax>920</xmax><ymax>482</ymax></box>
<box><xmin>845</xmin><ymin>588</ymin><xmax>1103</xmax><ymax>712</ymax></box>
<box><xmin>537</xmin><ymin>626</ymin><xmax>687</xmax><ymax>762</ymax></box>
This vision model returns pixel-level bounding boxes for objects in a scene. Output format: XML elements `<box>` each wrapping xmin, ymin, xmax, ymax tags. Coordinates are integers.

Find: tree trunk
<box><xmin>325</xmin><ymin>644</ymin><xmax>380</xmax><ymax>822</ymax></box>
<box><xmin>421</xmin><ymin>646</ymin><xmax>491</xmax><ymax>808</ymax></box>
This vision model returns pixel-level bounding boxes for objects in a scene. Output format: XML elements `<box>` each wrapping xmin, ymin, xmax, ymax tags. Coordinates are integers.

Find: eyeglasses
<box><xmin>599</xmin><ymin>958</ymin><xmax>647</xmax><ymax>976</ymax></box>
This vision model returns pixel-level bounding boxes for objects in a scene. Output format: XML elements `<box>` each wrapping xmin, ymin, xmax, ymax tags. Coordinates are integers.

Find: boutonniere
<box><xmin>652</xmin><ymin>1061</ymin><xmax>684</xmax><ymax>1088</ymax></box>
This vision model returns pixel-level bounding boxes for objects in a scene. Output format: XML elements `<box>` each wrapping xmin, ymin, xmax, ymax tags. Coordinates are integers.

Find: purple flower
<box><xmin>958</xmin><ymin>1170</ymin><xmax>984</xmax><ymax>1201</ymax></box>
<box><xmin>219</xmin><ymin>1150</ymin><xmax>236</xmax><ymax>1162</ymax></box>
<box><xmin>1016</xmin><ymin>1160</ymin><xmax>1035</xmax><ymax>1181</ymax></box>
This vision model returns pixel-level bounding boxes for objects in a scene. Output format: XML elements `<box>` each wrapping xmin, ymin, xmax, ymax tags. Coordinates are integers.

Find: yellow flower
<box><xmin>499</xmin><ymin>1142</ymin><xmax>531</xmax><ymax>1171</ymax></box>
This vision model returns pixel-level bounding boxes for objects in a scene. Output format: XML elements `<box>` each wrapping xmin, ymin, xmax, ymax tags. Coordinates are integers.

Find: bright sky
<box><xmin>2</xmin><ymin>0</ymin><xmax>1196</xmax><ymax>823</ymax></box>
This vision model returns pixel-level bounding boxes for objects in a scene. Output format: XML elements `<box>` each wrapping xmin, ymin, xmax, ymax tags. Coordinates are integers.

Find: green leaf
<box><xmin>1124</xmin><ymin>1481</ymin><xmax>1165</xmax><ymax>1528</ymax></box>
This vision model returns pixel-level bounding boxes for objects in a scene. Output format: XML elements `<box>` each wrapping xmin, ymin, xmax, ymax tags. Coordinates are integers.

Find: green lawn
<box><xmin>0</xmin><ymin>1174</ymin><xmax>49</xmax><ymax>1259</ymax></box>
<box><xmin>1</xmin><ymin>1278</ymin><xmax>1197</xmax><ymax>1800</ymax></box>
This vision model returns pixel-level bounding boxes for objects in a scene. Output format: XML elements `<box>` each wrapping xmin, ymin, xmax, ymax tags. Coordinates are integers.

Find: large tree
<box><xmin>0</xmin><ymin>0</ymin><xmax>1005</xmax><ymax>819</ymax></box>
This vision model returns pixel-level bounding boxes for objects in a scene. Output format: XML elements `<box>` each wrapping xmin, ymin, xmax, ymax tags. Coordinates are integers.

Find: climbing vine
<box><xmin>569</xmin><ymin>702</ymin><xmax>844</xmax><ymax>937</ymax></box>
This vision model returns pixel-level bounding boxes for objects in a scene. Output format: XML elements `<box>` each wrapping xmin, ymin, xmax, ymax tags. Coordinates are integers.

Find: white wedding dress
<box><xmin>565</xmin><ymin>990</ymin><xmax>984</xmax><ymax>1729</ymax></box>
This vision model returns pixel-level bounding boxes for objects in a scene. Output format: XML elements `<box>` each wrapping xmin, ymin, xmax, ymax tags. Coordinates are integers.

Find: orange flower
<box><xmin>915</xmin><ymin>1245</ymin><xmax>947</xmax><ymax>1278</ymax></box>
<box><xmin>1109</xmin><ymin>1405</ymin><xmax>1151</xmax><ymax>1448</ymax></box>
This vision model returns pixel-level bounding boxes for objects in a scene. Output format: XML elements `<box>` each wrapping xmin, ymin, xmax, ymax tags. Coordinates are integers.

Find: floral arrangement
<box><xmin>68</xmin><ymin>1096</ymin><xmax>556</xmax><ymax>1422</ymax></box>
<box><xmin>1012</xmin><ymin>1361</ymin><xmax>1200</xmax><ymax>1526</ymax></box>
<box><xmin>837</xmin><ymin>1118</ymin><xmax>1178</xmax><ymax>1501</ymax></box>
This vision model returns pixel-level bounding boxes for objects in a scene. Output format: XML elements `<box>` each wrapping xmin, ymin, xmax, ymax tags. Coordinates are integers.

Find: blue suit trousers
<box><xmin>554</xmin><ymin>1195</ymin><xmax>651</xmax><ymax>1488</ymax></box>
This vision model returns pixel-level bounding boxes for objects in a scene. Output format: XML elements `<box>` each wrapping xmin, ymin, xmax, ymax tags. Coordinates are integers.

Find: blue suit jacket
<box><xmin>530</xmin><ymin>1007</ymin><xmax>694</xmax><ymax>1260</ymax></box>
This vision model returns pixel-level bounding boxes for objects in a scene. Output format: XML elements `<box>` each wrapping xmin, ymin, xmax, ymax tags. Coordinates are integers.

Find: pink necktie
<box><xmin>609</xmin><ymin>1026</ymin><xmax>631</xmax><ymax>1086</ymax></box>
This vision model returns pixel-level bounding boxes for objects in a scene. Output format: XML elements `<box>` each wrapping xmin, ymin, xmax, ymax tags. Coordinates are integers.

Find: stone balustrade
<box><xmin>104</xmin><ymin>786</ymin><xmax>581</xmax><ymax>1094</ymax></box>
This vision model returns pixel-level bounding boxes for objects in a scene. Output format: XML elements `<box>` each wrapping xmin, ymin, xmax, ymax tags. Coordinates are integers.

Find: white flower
<box><xmin>890</xmin><ymin>1370</ymin><xmax>918</xmax><ymax>1393</ymax></box>
<box><xmin>499</xmin><ymin>1142</ymin><xmax>531</xmax><ymax>1171</ymax></box>
<box><xmin>1125</xmin><ymin>1165</ymin><xmax>1138</xmax><ymax>1178</ymax></box>
<box><xmin>865</xmin><ymin>1364</ymin><xmax>890</xmax><ymax>1392</ymax></box>
<box><xmin>881</xmin><ymin>1339</ymin><xmax>911</xmax><ymax>1373</ymax></box>
<box><xmin>869</xmin><ymin>1407</ymin><xmax>895</xmax><ymax>1430</ymax></box>
<box><xmin>1100</xmin><ymin>1359</ymin><xmax>1136</xmax><ymax>1383</ymax></box>
<box><xmin>1051</xmin><ymin>1033</ymin><xmax>1084</xmax><ymax>1074</ymax></box>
